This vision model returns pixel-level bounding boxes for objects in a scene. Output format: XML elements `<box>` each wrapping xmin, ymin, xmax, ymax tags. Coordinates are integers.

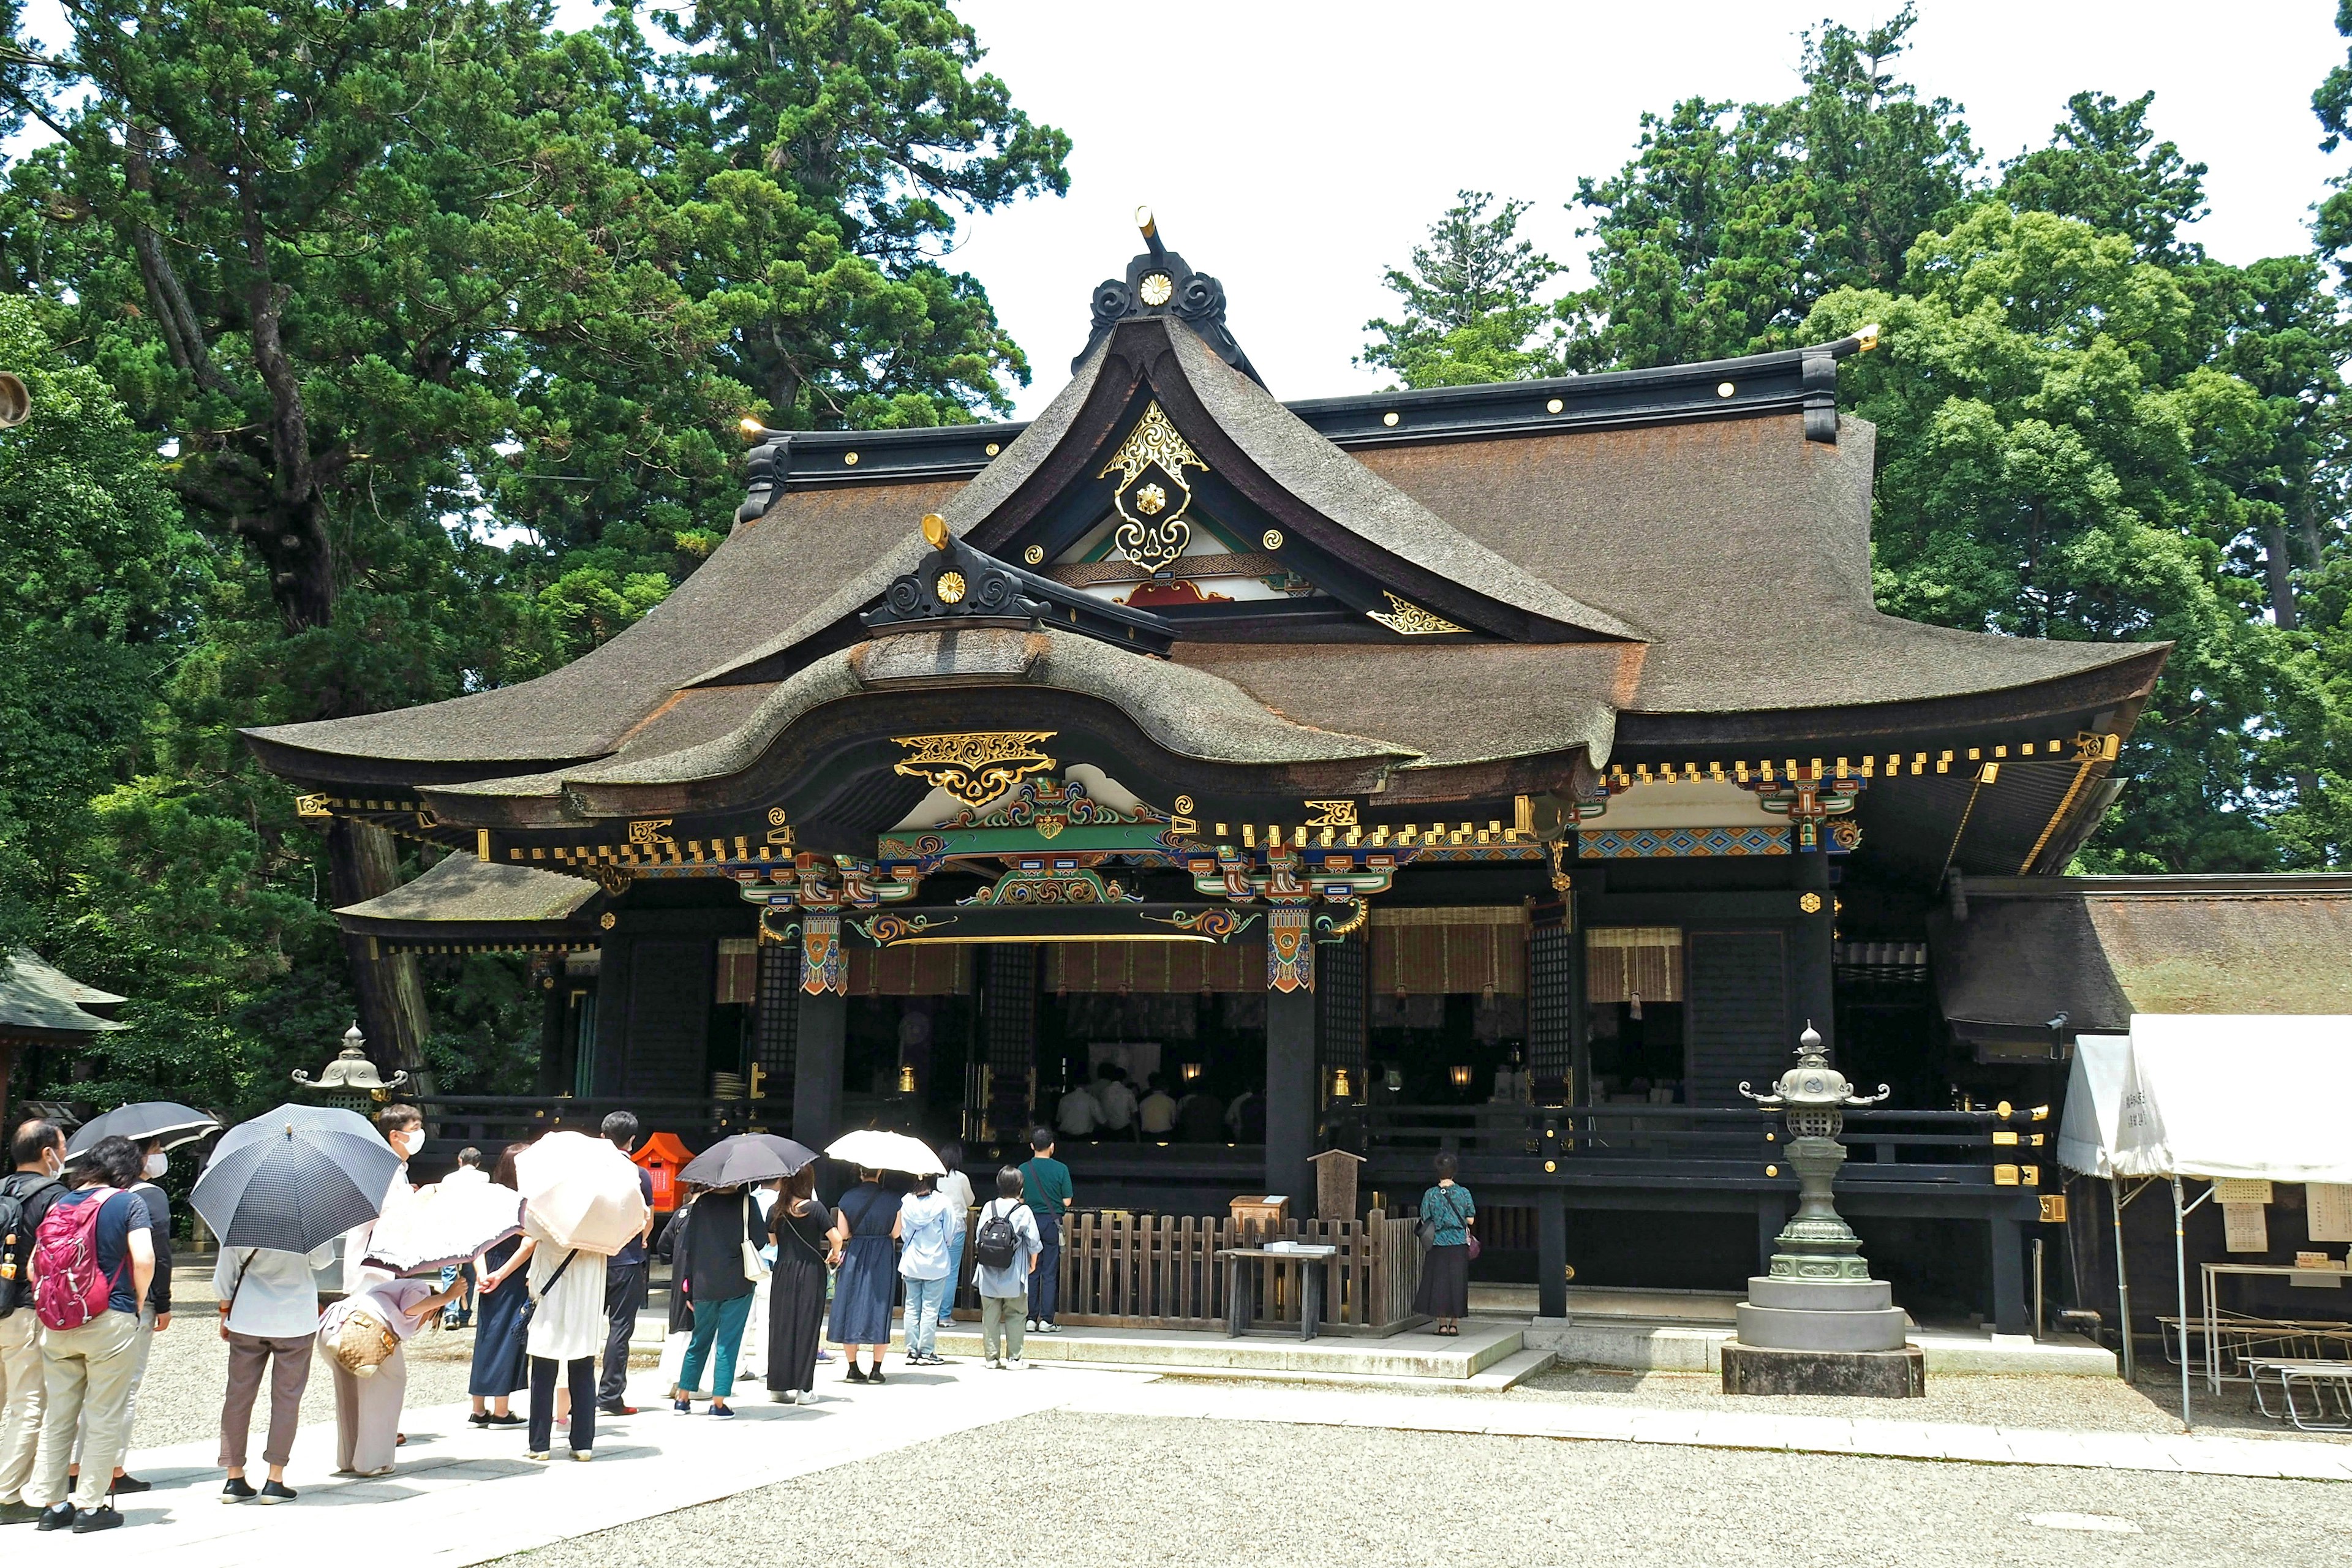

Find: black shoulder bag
<box><xmin>517</xmin><ymin>1249</ymin><xmax>579</xmax><ymax>1336</ymax></box>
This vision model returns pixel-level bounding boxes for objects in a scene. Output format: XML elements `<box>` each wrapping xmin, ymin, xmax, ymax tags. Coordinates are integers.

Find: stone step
<box><xmin>917</xmin><ymin>1321</ymin><xmax>1526</xmax><ymax>1381</ymax></box>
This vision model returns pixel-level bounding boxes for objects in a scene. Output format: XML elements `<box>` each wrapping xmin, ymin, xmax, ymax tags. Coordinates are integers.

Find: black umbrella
<box><xmin>190</xmin><ymin>1104</ymin><xmax>402</xmax><ymax>1254</ymax></box>
<box><xmin>67</xmin><ymin>1102</ymin><xmax>221</xmax><ymax>1156</ymax></box>
<box><xmin>678</xmin><ymin>1133</ymin><xmax>818</xmax><ymax>1189</ymax></box>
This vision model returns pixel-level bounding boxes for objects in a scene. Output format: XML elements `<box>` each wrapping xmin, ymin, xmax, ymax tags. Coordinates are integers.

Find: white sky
<box><xmin>10</xmin><ymin>1</ymin><xmax>2346</xmax><ymax>421</ymax></box>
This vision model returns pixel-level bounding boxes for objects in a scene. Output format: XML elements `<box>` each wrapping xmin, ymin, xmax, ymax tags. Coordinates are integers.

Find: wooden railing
<box><xmin>1357</xmin><ymin>1102</ymin><xmax>2051</xmax><ymax>1186</ymax></box>
<box><xmin>1042</xmin><ymin>1208</ymin><xmax>1425</xmax><ymax>1336</ymax></box>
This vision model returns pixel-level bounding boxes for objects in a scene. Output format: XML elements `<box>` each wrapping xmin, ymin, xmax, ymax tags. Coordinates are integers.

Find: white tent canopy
<box><xmin>2059</xmin><ymin>1014</ymin><xmax>2352</xmax><ymax>1185</ymax></box>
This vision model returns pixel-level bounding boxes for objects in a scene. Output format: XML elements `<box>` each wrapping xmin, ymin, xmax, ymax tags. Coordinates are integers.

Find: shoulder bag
<box><xmin>740</xmin><ymin>1192</ymin><xmax>771</xmax><ymax>1281</ymax></box>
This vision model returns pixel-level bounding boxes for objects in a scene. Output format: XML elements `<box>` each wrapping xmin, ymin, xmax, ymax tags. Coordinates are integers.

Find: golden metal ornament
<box><xmin>1139</xmin><ymin>272</ymin><xmax>1174</xmax><ymax>306</ymax></box>
<box><xmin>937</xmin><ymin>570</ymin><xmax>968</xmax><ymax>604</ymax></box>
<box><xmin>1098</xmin><ymin>401</ymin><xmax>1207</xmax><ymax>574</ymax></box>
<box><xmin>627</xmin><ymin>818</ymin><xmax>675</xmax><ymax>850</ymax></box>
<box><xmin>921</xmin><ymin>512</ymin><xmax>951</xmax><ymax>549</ymax></box>
<box><xmin>293</xmin><ymin>793</ymin><xmax>333</xmax><ymax>819</ymax></box>
<box><xmin>1261</xmin><ymin>529</ymin><xmax>1283</xmax><ymax>551</ymax></box>
<box><xmin>1365</xmin><ymin>592</ymin><xmax>1468</xmax><ymax>636</ymax></box>
<box><xmin>1302</xmin><ymin>799</ymin><xmax>1358</xmax><ymax>828</ymax></box>
<box><xmin>1023</xmin><ymin>545</ymin><xmax>1045</xmax><ymax>565</ymax></box>
<box><xmin>1799</xmin><ymin>891</ymin><xmax>1823</xmax><ymax>914</ymax></box>
<box><xmin>891</xmin><ymin>731</ymin><xmax>1058</xmax><ymax>809</ymax></box>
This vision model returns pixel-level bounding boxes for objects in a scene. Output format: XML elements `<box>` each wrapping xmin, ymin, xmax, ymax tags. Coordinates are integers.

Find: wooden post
<box><xmin>1538</xmin><ymin>1188</ymin><xmax>1569</xmax><ymax>1319</ymax></box>
<box><xmin>793</xmin><ymin>991</ymin><xmax>846</xmax><ymax>1146</ymax></box>
<box><xmin>1265</xmin><ymin>987</ymin><xmax>1316</xmax><ymax>1208</ymax></box>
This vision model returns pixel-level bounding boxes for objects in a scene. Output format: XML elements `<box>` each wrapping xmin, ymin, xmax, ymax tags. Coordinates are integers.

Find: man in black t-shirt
<box><xmin>0</xmin><ymin>1120</ymin><xmax>67</xmax><ymax>1524</ymax></box>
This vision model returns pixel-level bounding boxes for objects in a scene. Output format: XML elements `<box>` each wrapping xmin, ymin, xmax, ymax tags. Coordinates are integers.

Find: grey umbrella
<box><xmin>67</xmin><ymin>1102</ymin><xmax>221</xmax><ymax>1156</ymax></box>
<box><xmin>190</xmin><ymin>1104</ymin><xmax>402</xmax><ymax>1254</ymax></box>
<box><xmin>678</xmin><ymin>1133</ymin><xmax>819</xmax><ymax>1189</ymax></box>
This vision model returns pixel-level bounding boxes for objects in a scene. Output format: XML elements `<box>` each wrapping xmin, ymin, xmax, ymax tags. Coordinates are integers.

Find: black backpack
<box><xmin>0</xmin><ymin>1171</ymin><xmax>62</xmax><ymax>1317</ymax></box>
<box><xmin>973</xmin><ymin>1200</ymin><xmax>1021</xmax><ymax>1270</ymax></box>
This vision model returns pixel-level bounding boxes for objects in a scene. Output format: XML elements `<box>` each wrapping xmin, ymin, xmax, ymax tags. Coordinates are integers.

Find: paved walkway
<box><xmin>28</xmin><ymin>1362</ymin><xmax>2349</xmax><ymax>1565</ymax></box>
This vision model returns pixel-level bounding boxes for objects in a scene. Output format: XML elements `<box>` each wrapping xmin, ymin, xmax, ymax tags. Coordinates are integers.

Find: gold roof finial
<box><xmin>1135</xmin><ymin>205</ymin><xmax>1155</xmax><ymax>241</ymax></box>
<box><xmin>1853</xmin><ymin>323</ymin><xmax>1881</xmax><ymax>353</ymax></box>
<box><xmin>921</xmin><ymin>512</ymin><xmax>950</xmax><ymax>550</ymax></box>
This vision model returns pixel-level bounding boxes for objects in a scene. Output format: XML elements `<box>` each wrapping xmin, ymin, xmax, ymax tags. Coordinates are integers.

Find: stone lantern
<box><xmin>292</xmin><ymin>1023</ymin><xmax>410</xmax><ymax>1102</ymax></box>
<box><xmin>1722</xmin><ymin>1022</ymin><xmax>1923</xmax><ymax>1396</ymax></box>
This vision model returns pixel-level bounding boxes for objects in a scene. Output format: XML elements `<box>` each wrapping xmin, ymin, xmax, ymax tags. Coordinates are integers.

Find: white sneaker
<box><xmin>1025</xmin><ymin>1319</ymin><xmax>1037</xmax><ymax>1331</ymax></box>
<box><xmin>1036</xmin><ymin>1322</ymin><xmax>1061</xmax><ymax>1334</ymax></box>
<box><xmin>1006</xmin><ymin>1356</ymin><xmax>1030</xmax><ymax>1370</ymax></box>
<box><xmin>984</xmin><ymin>1356</ymin><xmax>1001</xmax><ymax>1369</ymax></box>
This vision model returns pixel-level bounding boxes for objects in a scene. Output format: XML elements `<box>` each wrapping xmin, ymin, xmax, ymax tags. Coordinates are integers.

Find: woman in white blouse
<box><xmin>521</xmin><ymin>1214</ymin><xmax>609</xmax><ymax>1462</ymax></box>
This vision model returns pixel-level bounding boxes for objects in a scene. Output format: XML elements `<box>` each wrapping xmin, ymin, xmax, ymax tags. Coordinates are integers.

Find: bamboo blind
<box><xmin>1585</xmin><ymin>925</ymin><xmax>1683</xmax><ymax>1003</ymax></box>
<box><xmin>1369</xmin><ymin>906</ymin><xmax>1529</xmax><ymax>996</ymax></box>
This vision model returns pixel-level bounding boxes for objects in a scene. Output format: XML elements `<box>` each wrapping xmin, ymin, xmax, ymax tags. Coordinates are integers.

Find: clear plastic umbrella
<box><xmin>514</xmin><ymin>1131</ymin><xmax>650</xmax><ymax>1255</ymax></box>
<box><xmin>824</xmin><ymin>1129</ymin><xmax>944</xmax><ymax>1176</ymax></box>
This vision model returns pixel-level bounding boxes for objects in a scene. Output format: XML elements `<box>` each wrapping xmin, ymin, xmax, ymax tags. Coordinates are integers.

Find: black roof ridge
<box><xmin>738</xmin><ymin>332</ymin><xmax>1875</xmax><ymax>500</ymax></box>
<box><xmin>1955</xmin><ymin>872</ymin><xmax>2352</xmax><ymax>898</ymax></box>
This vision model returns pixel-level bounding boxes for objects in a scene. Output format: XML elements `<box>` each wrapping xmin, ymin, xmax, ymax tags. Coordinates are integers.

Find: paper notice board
<box><xmin>2311</xmin><ymin>1184</ymin><xmax>2352</xmax><ymax>1245</ymax></box>
<box><xmin>2224</xmin><ymin>1202</ymin><xmax>2269</xmax><ymax>1253</ymax></box>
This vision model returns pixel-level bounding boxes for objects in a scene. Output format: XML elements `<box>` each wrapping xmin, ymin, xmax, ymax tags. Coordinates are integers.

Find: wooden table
<box><xmin>2199</xmin><ymin>1262</ymin><xmax>2352</xmax><ymax>1392</ymax></box>
<box><xmin>1219</xmin><ymin>1246</ymin><xmax>1338</xmax><ymax>1341</ymax></box>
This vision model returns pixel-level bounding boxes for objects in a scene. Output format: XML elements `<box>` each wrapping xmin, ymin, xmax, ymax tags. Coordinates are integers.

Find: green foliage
<box><xmin>1367</xmin><ymin>17</ymin><xmax>2352</xmax><ymax>872</ymax></box>
<box><xmin>0</xmin><ymin>1</ymin><xmax>1067</xmax><ymax>1115</ymax></box>
<box><xmin>1360</xmin><ymin>192</ymin><xmax>1563</xmax><ymax>388</ymax></box>
<box><xmin>1562</xmin><ymin>6</ymin><xmax>1976</xmax><ymax>369</ymax></box>
<box><xmin>1995</xmin><ymin>91</ymin><xmax>2207</xmax><ymax>263</ymax></box>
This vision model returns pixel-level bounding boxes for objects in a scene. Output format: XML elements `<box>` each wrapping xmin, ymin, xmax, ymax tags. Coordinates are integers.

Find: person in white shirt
<box><xmin>519</xmin><ymin>1215</ymin><xmax>608</xmax><ymax>1463</ymax></box>
<box><xmin>1095</xmin><ymin>1066</ymin><xmax>1139</xmax><ymax>1140</ymax></box>
<box><xmin>932</xmin><ymin>1145</ymin><xmax>976</xmax><ymax>1325</ymax></box>
<box><xmin>1055</xmin><ymin>1080</ymin><xmax>1102</xmax><ymax>1140</ymax></box>
<box><xmin>214</xmin><ymin>1242</ymin><xmax>334</xmax><ymax>1504</ymax></box>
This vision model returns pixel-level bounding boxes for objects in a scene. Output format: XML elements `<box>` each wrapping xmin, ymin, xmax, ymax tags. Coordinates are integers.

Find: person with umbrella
<box><xmin>511</xmin><ymin>1131</ymin><xmax>649</xmax><ymax>1460</ymax></box>
<box><xmin>189</xmin><ymin>1103</ymin><xmax>414</xmax><ymax>1481</ymax></box>
<box><xmin>670</xmin><ymin>1134</ymin><xmax>804</xmax><ymax>1417</ymax></box>
<box><xmin>213</xmin><ymin>1231</ymin><xmax>333</xmax><ymax>1504</ymax></box>
<box><xmin>61</xmin><ymin>1103</ymin><xmax>214</xmax><ymax>1501</ymax></box>
<box><xmin>821</xmin><ymin>1131</ymin><xmax>944</xmax><ymax>1384</ymax></box>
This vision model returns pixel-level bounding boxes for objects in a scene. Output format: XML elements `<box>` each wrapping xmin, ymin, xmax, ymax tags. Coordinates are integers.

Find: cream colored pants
<box><xmin>0</xmin><ymin>1309</ymin><xmax>43</xmax><ymax>1504</ymax></box>
<box><xmin>327</xmin><ymin>1340</ymin><xmax>405</xmax><ymax>1474</ymax></box>
<box><xmin>27</xmin><ymin>1310</ymin><xmax>140</xmax><ymax>1511</ymax></box>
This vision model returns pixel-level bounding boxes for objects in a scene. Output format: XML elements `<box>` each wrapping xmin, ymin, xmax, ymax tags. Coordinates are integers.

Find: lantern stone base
<box><xmin>1721</xmin><ymin>1342</ymin><xmax>1925</xmax><ymax>1398</ymax></box>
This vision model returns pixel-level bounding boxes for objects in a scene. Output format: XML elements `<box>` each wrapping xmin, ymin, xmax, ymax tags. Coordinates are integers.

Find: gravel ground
<box><xmin>507</xmin><ymin>1409</ymin><xmax>2352</xmax><ymax>1568</ymax></box>
<box><xmin>116</xmin><ymin>1266</ymin><xmax>484</xmax><ymax>1458</ymax></box>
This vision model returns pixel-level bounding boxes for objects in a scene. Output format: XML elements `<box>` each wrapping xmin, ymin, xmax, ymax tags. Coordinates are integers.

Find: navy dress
<box><xmin>468</xmin><ymin>1236</ymin><xmax>527</xmax><ymax>1396</ymax></box>
<box><xmin>829</xmin><ymin>1183</ymin><xmax>899</xmax><ymax>1345</ymax></box>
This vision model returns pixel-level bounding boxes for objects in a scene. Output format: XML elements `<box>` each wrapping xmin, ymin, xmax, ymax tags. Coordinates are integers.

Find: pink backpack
<box><xmin>31</xmin><ymin>1188</ymin><xmax>121</xmax><ymax>1331</ymax></box>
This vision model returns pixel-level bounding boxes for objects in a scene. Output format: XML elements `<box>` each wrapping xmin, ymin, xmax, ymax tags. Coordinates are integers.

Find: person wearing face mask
<box><xmin>0</xmin><ymin>1120</ymin><xmax>68</xmax><ymax>1525</ymax></box>
<box><xmin>66</xmin><ymin>1139</ymin><xmax>172</xmax><ymax>1499</ymax></box>
<box><xmin>341</xmin><ymin>1107</ymin><xmax>423</xmax><ymax>1297</ymax></box>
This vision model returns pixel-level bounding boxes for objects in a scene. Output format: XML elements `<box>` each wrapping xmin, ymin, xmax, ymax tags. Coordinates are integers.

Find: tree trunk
<box><xmin>2264</xmin><ymin>516</ymin><xmax>2299</xmax><ymax>631</ymax></box>
<box><xmin>324</xmin><ymin>819</ymin><xmax>435</xmax><ymax>1096</ymax></box>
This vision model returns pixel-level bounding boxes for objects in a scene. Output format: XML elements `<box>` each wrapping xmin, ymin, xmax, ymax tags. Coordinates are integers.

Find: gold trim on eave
<box><xmin>1366</xmin><ymin>592</ymin><xmax>1468</xmax><ymax>636</ymax></box>
<box><xmin>891</xmin><ymin>731</ymin><xmax>1058</xmax><ymax>810</ymax></box>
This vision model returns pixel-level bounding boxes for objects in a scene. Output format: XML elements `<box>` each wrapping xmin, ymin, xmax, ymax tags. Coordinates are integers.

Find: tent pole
<box><xmin>2111</xmin><ymin>1176</ymin><xmax>2135</xmax><ymax>1384</ymax></box>
<box><xmin>2171</xmin><ymin>1175</ymin><xmax>2191</xmax><ymax>1431</ymax></box>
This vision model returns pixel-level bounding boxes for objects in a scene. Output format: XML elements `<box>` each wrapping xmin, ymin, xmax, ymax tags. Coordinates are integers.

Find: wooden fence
<box><xmin>1038</xmin><ymin>1209</ymin><xmax>1426</xmax><ymax>1336</ymax></box>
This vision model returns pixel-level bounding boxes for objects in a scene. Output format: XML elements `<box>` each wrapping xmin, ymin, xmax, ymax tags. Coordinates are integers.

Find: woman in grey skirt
<box><xmin>1412</xmin><ymin>1152</ymin><xmax>1476</xmax><ymax>1335</ymax></box>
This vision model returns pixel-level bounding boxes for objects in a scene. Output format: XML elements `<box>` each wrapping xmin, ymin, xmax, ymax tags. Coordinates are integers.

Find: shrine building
<box><xmin>246</xmin><ymin>219</ymin><xmax>2171</xmax><ymax>1330</ymax></box>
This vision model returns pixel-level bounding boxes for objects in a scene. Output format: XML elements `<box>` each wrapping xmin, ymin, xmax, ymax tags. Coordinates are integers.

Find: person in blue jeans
<box><xmin>933</xmin><ymin>1144</ymin><xmax>974</xmax><ymax>1325</ymax></box>
<box><xmin>673</xmin><ymin>1186</ymin><xmax>759</xmax><ymax>1416</ymax></box>
<box><xmin>895</xmin><ymin>1174</ymin><xmax>958</xmax><ymax>1365</ymax></box>
<box><xmin>1019</xmin><ymin>1129</ymin><xmax>1073</xmax><ymax>1332</ymax></box>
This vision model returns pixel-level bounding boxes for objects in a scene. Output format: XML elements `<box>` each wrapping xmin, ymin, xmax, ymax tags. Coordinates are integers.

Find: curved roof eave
<box><xmin>421</xmin><ymin>625</ymin><xmax>1420</xmax><ymax>817</ymax></box>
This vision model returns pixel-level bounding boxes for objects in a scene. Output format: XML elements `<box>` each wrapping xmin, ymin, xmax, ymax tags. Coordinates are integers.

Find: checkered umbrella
<box><xmin>190</xmin><ymin>1104</ymin><xmax>401</xmax><ymax>1254</ymax></box>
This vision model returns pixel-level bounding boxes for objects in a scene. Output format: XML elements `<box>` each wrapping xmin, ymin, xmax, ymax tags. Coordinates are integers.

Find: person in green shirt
<box><xmin>1018</xmin><ymin>1129</ymin><xmax>1072</xmax><ymax>1333</ymax></box>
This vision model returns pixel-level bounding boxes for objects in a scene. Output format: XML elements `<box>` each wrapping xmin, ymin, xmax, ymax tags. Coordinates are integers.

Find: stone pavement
<box><xmin>16</xmin><ymin>1360</ymin><xmax>2347</xmax><ymax>1565</ymax></box>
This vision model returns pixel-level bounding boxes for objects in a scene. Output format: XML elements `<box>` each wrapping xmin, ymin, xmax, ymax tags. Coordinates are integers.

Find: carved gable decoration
<box><xmin>1098</xmin><ymin>402</ymin><xmax>1208</xmax><ymax>575</ymax></box>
